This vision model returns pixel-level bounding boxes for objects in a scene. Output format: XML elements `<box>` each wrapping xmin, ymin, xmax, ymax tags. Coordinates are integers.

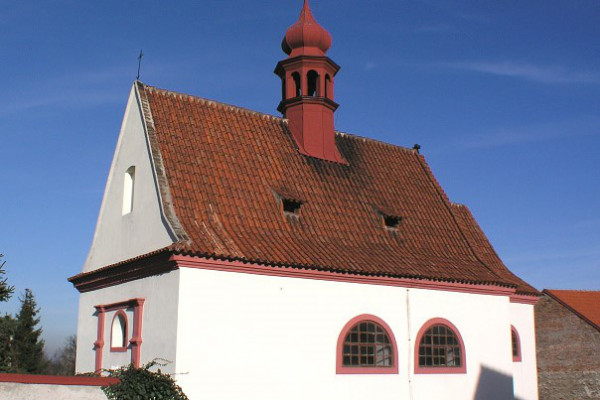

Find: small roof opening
<box><xmin>383</xmin><ymin>215</ymin><xmax>401</xmax><ymax>230</ymax></box>
<box><xmin>282</xmin><ymin>198</ymin><xmax>302</xmax><ymax>216</ymax></box>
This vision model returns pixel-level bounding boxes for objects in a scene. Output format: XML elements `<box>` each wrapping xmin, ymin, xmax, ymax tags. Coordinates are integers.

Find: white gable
<box><xmin>82</xmin><ymin>84</ymin><xmax>175</xmax><ymax>273</ymax></box>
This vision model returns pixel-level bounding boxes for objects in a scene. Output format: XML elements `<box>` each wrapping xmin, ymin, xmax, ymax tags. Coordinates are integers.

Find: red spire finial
<box><xmin>282</xmin><ymin>0</ymin><xmax>332</xmax><ymax>57</ymax></box>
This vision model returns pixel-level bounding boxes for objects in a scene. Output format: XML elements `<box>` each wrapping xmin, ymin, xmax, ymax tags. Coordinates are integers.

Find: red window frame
<box><xmin>511</xmin><ymin>325</ymin><xmax>521</xmax><ymax>362</ymax></box>
<box><xmin>109</xmin><ymin>310</ymin><xmax>129</xmax><ymax>352</ymax></box>
<box><xmin>336</xmin><ymin>314</ymin><xmax>399</xmax><ymax>374</ymax></box>
<box><xmin>414</xmin><ymin>318</ymin><xmax>467</xmax><ymax>374</ymax></box>
<box><xmin>94</xmin><ymin>298</ymin><xmax>144</xmax><ymax>373</ymax></box>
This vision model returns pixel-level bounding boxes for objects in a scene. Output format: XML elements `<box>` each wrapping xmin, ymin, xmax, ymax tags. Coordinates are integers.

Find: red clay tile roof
<box><xmin>134</xmin><ymin>81</ymin><xmax>538</xmax><ymax>292</ymax></box>
<box><xmin>544</xmin><ymin>290</ymin><xmax>600</xmax><ymax>331</ymax></box>
<box><xmin>451</xmin><ymin>204</ymin><xmax>538</xmax><ymax>295</ymax></box>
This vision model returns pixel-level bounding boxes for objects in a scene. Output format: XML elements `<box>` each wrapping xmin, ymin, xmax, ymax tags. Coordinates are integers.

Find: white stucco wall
<box><xmin>83</xmin><ymin>85</ymin><xmax>174</xmax><ymax>272</ymax></box>
<box><xmin>510</xmin><ymin>302</ymin><xmax>539</xmax><ymax>400</ymax></box>
<box><xmin>410</xmin><ymin>289</ymin><xmax>515</xmax><ymax>400</ymax></box>
<box><xmin>0</xmin><ymin>383</ymin><xmax>108</xmax><ymax>400</ymax></box>
<box><xmin>175</xmin><ymin>267</ymin><xmax>523</xmax><ymax>400</ymax></box>
<box><xmin>75</xmin><ymin>270</ymin><xmax>180</xmax><ymax>375</ymax></box>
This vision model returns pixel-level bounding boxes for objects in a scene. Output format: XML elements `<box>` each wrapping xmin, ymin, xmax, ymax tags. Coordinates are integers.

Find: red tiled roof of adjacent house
<box><xmin>132</xmin><ymin>81</ymin><xmax>538</xmax><ymax>294</ymax></box>
<box><xmin>544</xmin><ymin>290</ymin><xmax>600</xmax><ymax>331</ymax></box>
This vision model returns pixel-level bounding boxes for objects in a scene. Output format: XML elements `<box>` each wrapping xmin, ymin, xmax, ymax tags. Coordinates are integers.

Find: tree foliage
<box><xmin>0</xmin><ymin>314</ymin><xmax>17</xmax><ymax>372</ymax></box>
<box><xmin>13</xmin><ymin>289</ymin><xmax>46</xmax><ymax>373</ymax></box>
<box><xmin>0</xmin><ymin>253</ymin><xmax>16</xmax><ymax>372</ymax></box>
<box><xmin>47</xmin><ymin>334</ymin><xmax>77</xmax><ymax>375</ymax></box>
<box><xmin>0</xmin><ymin>254</ymin><xmax>14</xmax><ymax>303</ymax></box>
<box><xmin>102</xmin><ymin>360</ymin><xmax>189</xmax><ymax>400</ymax></box>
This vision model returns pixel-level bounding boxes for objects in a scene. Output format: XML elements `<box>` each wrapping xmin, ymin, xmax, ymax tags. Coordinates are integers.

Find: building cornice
<box><xmin>69</xmin><ymin>250</ymin><xmax>538</xmax><ymax>301</ymax></box>
<box><xmin>69</xmin><ymin>250</ymin><xmax>176</xmax><ymax>293</ymax></box>
<box><xmin>172</xmin><ymin>255</ymin><xmax>516</xmax><ymax>297</ymax></box>
<box><xmin>509</xmin><ymin>293</ymin><xmax>540</xmax><ymax>305</ymax></box>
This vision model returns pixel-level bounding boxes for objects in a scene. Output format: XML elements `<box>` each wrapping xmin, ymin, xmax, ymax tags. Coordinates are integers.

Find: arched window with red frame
<box><xmin>511</xmin><ymin>325</ymin><xmax>521</xmax><ymax>362</ymax></box>
<box><xmin>336</xmin><ymin>314</ymin><xmax>398</xmax><ymax>374</ymax></box>
<box><xmin>110</xmin><ymin>310</ymin><xmax>128</xmax><ymax>352</ymax></box>
<box><xmin>415</xmin><ymin>318</ymin><xmax>466</xmax><ymax>374</ymax></box>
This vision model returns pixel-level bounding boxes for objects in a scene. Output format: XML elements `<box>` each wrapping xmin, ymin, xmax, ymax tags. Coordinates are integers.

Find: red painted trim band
<box><xmin>130</xmin><ymin>299</ymin><xmax>145</xmax><ymax>368</ymax></box>
<box><xmin>93</xmin><ymin>306</ymin><xmax>106</xmax><ymax>374</ymax></box>
<box><xmin>510</xmin><ymin>294</ymin><xmax>539</xmax><ymax>305</ymax></box>
<box><xmin>0</xmin><ymin>373</ymin><xmax>119</xmax><ymax>386</ymax></box>
<box><xmin>172</xmin><ymin>255</ymin><xmax>516</xmax><ymax>297</ymax></box>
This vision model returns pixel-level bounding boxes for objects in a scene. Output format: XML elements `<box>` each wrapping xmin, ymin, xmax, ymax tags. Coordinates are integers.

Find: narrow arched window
<box><xmin>336</xmin><ymin>314</ymin><xmax>398</xmax><ymax>374</ymax></box>
<box><xmin>415</xmin><ymin>318</ymin><xmax>466</xmax><ymax>374</ymax></box>
<box><xmin>110</xmin><ymin>311</ymin><xmax>128</xmax><ymax>351</ymax></box>
<box><xmin>511</xmin><ymin>326</ymin><xmax>521</xmax><ymax>362</ymax></box>
<box><xmin>307</xmin><ymin>70</ymin><xmax>319</xmax><ymax>97</ymax></box>
<box><xmin>325</xmin><ymin>74</ymin><xmax>331</xmax><ymax>98</ymax></box>
<box><xmin>291</xmin><ymin>72</ymin><xmax>301</xmax><ymax>97</ymax></box>
<box><xmin>122</xmin><ymin>166</ymin><xmax>135</xmax><ymax>215</ymax></box>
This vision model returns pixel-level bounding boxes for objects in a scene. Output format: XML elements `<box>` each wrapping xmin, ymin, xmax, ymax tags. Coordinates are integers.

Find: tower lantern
<box><xmin>275</xmin><ymin>0</ymin><xmax>346</xmax><ymax>164</ymax></box>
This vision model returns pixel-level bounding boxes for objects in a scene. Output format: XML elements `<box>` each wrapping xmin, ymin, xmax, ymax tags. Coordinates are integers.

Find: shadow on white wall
<box><xmin>474</xmin><ymin>365</ymin><xmax>524</xmax><ymax>400</ymax></box>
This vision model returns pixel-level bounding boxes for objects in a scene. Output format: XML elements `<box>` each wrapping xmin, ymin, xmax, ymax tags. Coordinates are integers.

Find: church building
<box><xmin>69</xmin><ymin>2</ymin><xmax>540</xmax><ymax>399</ymax></box>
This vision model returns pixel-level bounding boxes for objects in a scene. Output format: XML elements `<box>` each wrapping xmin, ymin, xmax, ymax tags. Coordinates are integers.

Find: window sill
<box><xmin>414</xmin><ymin>365</ymin><xmax>466</xmax><ymax>374</ymax></box>
<box><xmin>110</xmin><ymin>347</ymin><xmax>128</xmax><ymax>353</ymax></box>
<box><xmin>336</xmin><ymin>366</ymin><xmax>398</xmax><ymax>374</ymax></box>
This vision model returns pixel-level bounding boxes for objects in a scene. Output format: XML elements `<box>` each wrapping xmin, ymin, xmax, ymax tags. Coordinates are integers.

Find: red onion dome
<box><xmin>282</xmin><ymin>0</ymin><xmax>332</xmax><ymax>57</ymax></box>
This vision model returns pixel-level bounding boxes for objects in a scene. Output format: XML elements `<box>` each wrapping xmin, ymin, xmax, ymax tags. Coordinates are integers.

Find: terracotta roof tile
<box><xmin>135</xmin><ymin>82</ymin><xmax>537</xmax><ymax>290</ymax></box>
<box><xmin>544</xmin><ymin>289</ymin><xmax>600</xmax><ymax>331</ymax></box>
<box><xmin>450</xmin><ymin>203</ymin><xmax>538</xmax><ymax>295</ymax></box>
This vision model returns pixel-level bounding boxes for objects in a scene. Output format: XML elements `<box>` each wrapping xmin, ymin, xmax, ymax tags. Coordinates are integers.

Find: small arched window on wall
<box><xmin>511</xmin><ymin>326</ymin><xmax>521</xmax><ymax>362</ymax></box>
<box><xmin>307</xmin><ymin>70</ymin><xmax>319</xmax><ymax>97</ymax></box>
<box><xmin>336</xmin><ymin>314</ymin><xmax>399</xmax><ymax>374</ymax></box>
<box><xmin>415</xmin><ymin>318</ymin><xmax>466</xmax><ymax>374</ymax></box>
<box><xmin>110</xmin><ymin>311</ymin><xmax>128</xmax><ymax>352</ymax></box>
<box><xmin>122</xmin><ymin>166</ymin><xmax>135</xmax><ymax>215</ymax></box>
<box><xmin>291</xmin><ymin>72</ymin><xmax>301</xmax><ymax>97</ymax></box>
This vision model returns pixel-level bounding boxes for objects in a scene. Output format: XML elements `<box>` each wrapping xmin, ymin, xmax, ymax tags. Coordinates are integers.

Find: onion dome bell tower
<box><xmin>275</xmin><ymin>0</ymin><xmax>346</xmax><ymax>164</ymax></box>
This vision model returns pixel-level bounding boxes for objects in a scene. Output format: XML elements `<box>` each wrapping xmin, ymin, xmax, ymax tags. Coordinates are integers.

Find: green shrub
<box><xmin>102</xmin><ymin>360</ymin><xmax>188</xmax><ymax>400</ymax></box>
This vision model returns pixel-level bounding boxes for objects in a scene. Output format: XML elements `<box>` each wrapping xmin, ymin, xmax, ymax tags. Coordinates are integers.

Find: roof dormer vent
<box><xmin>282</xmin><ymin>198</ymin><xmax>302</xmax><ymax>217</ymax></box>
<box><xmin>383</xmin><ymin>214</ymin><xmax>401</xmax><ymax>230</ymax></box>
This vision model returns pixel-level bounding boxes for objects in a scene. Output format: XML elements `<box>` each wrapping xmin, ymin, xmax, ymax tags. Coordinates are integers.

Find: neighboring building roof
<box><xmin>119</xmin><ymin>81</ymin><xmax>538</xmax><ymax>295</ymax></box>
<box><xmin>544</xmin><ymin>289</ymin><xmax>600</xmax><ymax>331</ymax></box>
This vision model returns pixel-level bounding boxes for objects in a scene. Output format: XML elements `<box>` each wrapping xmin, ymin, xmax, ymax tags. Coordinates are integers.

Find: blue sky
<box><xmin>0</xmin><ymin>0</ymin><xmax>598</xmax><ymax>353</ymax></box>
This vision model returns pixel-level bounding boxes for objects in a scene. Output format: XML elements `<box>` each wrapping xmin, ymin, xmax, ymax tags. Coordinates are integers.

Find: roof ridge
<box><xmin>546</xmin><ymin>289</ymin><xmax>600</xmax><ymax>293</ymax></box>
<box><xmin>139</xmin><ymin>81</ymin><xmax>418</xmax><ymax>154</ymax></box>
<box><xmin>335</xmin><ymin>130</ymin><xmax>416</xmax><ymax>153</ymax></box>
<box><xmin>138</xmin><ymin>81</ymin><xmax>284</xmax><ymax>122</ymax></box>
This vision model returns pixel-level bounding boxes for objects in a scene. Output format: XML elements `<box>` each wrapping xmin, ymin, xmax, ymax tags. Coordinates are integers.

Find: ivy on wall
<box><xmin>102</xmin><ymin>360</ymin><xmax>188</xmax><ymax>400</ymax></box>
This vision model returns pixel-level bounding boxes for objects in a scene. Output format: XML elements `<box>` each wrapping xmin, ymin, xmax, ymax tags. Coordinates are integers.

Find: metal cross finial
<box><xmin>136</xmin><ymin>49</ymin><xmax>144</xmax><ymax>81</ymax></box>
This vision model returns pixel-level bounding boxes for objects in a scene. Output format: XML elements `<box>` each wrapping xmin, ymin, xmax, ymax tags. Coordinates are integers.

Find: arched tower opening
<box><xmin>292</xmin><ymin>72</ymin><xmax>301</xmax><ymax>97</ymax></box>
<box><xmin>307</xmin><ymin>70</ymin><xmax>319</xmax><ymax>97</ymax></box>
